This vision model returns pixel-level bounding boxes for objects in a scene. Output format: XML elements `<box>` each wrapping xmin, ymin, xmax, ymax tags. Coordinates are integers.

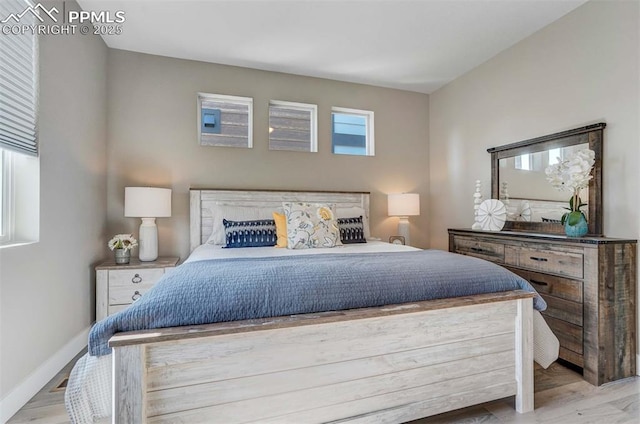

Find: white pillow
<box><xmin>336</xmin><ymin>206</ymin><xmax>371</xmax><ymax>239</ymax></box>
<box><xmin>206</xmin><ymin>205</ymin><xmax>280</xmax><ymax>245</ymax></box>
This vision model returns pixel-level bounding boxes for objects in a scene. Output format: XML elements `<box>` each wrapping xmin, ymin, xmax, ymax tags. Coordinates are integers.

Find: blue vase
<box><xmin>564</xmin><ymin>214</ymin><xmax>588</xmax><ymax>237</ymax></box>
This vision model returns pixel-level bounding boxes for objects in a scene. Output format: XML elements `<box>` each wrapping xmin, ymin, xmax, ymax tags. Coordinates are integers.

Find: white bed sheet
<box><xmin>185</xmin><ymin>239</ymin><xmax>420</xmax><ymax>263</ymax></box>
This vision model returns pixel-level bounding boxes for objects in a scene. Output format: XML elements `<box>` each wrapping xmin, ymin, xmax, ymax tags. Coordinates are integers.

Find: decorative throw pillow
<box><xmin>337</xmin><ymin>216</ymin><xmax>367</xmax><ymax>244</ymax></box>
<box><xmin>206</xmin><ymin>205</ymin><xmax>282</xmax><ymax>245</ymax></box>
<box><xmin>222</xmin><ymin>219</ymin><xmax>277</xmax><ymax>248</ymax></box>
<box><xmin>283</xmin><ymin>202</ymin><xmax>340</xmax><ymax>249</ymax></box>
<box><xmin>272</xmin><ymin>212</ymin><xmax>288</xmax><ymax>248</ymax></box>
<box><xmin>336</xmin><ymin>206</ymin><xmax>371</xmax><ymax>239</ymax></box>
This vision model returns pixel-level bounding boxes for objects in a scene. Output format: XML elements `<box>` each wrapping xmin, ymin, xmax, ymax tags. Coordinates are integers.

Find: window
<box><xmin>0</xmin><ymin>0</ymin><xmax>39</xmax><ymax>245</ymax></box>
<box><xmin>548</xmin><ymin>148</ymin><xmax>562</xmax><ymax>166</ymax></box>
<box><xmin>331</xmin><ymin>107</ymin><xmax>374</xmax><ymax>156</ymax></box>
<box><xmin>197</xmin><ymin>93</ymin><xmax>253</xmax><ymax>148</ymax></box>
<box><xmin>269</xmin><ymin>101</ymin><xmax>317</xmax><ymax>152</ymax></box>
<box><xmin>515</xmin><ymin>154</ymin><xmax>531</xmax><ymax>171</ymax></box>
<box><xmin>0</xmin><ymin>149</ymin><xmax>10</xmax><ymax>243</ymax></box>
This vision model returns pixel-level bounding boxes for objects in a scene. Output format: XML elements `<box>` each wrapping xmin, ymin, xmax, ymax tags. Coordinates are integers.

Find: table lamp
<box><xmin>388</xmin><ymin>193</ymin><xmax>420</xmax><ymax>246</ymax></box>
<box><xmin>124</xmin><ymin>187</ymin><xmax>172</xmax><ymax>261</ymax></box>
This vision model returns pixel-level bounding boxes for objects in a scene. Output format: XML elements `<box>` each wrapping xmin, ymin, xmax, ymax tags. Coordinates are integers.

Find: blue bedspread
<box><xmin>89</xmin><ymin>250</ymin><xmax>546</xmax><ymax>356</ymax></box>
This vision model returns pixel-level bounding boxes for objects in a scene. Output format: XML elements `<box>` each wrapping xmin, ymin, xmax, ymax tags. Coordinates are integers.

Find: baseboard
<box><xmin>0</xmin><ymin>326</ymin><xmax>90</xmax><ymax>424</ymax></box>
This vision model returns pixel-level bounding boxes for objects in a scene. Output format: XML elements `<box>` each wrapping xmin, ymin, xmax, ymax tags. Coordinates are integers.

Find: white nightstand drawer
<box><xmin>108</xmin><ymin>268</ymin><xmax>165</xmax><ymax>288</ymax></box>
<box><xmin>109</xmin><ymin>283</ymin><xmax>156</xmax><ymax>305</ymax></box>
<box><xmin>108</xmin><ymin>304</ymin><xmax>131</xmax><ymax>316</ymax></box>
<box><xmin>96</xmin><ymin>257</ymin><xmax>180</xmax><ymax>321</ymax></box>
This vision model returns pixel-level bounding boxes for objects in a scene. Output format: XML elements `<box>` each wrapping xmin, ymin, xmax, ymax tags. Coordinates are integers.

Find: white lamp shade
<box><xmin>125</xmin><ymin>187</ymin><xmax>172</xmax><ymax>218</ymax></box>
<box><xmin>388</xmin><ymin>193</ymin><xmax>420</xmax><ymax>217</ymax></box>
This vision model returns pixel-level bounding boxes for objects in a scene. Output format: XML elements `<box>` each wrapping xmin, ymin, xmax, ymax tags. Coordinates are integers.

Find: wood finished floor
<box><xmin>7</xmin><ymin>356</ymin><xmax>639</xmax><ymax>423</ymax></box>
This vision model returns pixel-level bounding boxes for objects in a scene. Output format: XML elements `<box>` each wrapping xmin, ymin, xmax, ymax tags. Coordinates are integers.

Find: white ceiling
<box><xmin>77</xmin><ymin>0</ymin><xmax>587</xmax><ymax>93</ymax></box>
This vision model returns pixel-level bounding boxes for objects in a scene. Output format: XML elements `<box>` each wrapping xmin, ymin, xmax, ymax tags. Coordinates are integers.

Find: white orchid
<box><xmin>545</xmin><ymin>149</ymin><xmax>595</xmax><ymax>192</ymax></box>
<box><xmin>108</xmin><ymin>234</ymin><xmax>138</xmax><ymax>251</ymax></box>
<box><xmin>545</xmin><ymin>148</ymin><xmax>595</xmax><ymax>226</ymax></box>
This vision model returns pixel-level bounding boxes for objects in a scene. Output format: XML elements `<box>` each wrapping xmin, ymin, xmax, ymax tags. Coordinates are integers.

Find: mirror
<box><xmin>499</xmin><ymin>143</ymin><xmax>589</xmax><ymax>222</ymax></box>
<box><xmin>488</xmin><ymin>123</ymin><xmax>604</xmax><ymax>235</ymax></box>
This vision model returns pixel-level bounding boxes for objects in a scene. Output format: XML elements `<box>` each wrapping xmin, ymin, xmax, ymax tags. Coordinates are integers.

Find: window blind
<box><xmin>0</xmin><ymin>0</ymin><xmax>38</xmax><ymax>156</ymax></box>
<box><xmin>198</xmin><ymin>93</ymin><xmax>252</xmax><ymax>148</ymax></box>
<box><xmin>269</xmin><ymin>101</ymin><xmax>316</xmax><ymax>152</ymax></box>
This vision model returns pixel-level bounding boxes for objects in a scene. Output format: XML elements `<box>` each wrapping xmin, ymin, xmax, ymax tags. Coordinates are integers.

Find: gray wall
<box><xmin>429</xmin><ymin>0</ymin><xmax>639</xmax><ymax>355</ymax></box>
<box><xmin>0</xmin><ymin>1</ymin><xmax>108</xmax><ymax>405</ymax></box>
<box><xmin>106</xmin><ymin>50</ymin><xmax>430</xmax><ymax>258</ymax></box>
<box><xmin>429</xmin><ymin>0</ymin><xmax>638</xmax><ymax>247</ymax></box>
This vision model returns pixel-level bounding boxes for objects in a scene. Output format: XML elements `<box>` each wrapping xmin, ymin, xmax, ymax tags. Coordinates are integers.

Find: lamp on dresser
<box><xmin>388</xmin><ymin>193</ymin><xmax>420</xmax><ymax>246</ymax></box>
<box><xmin>124</xmin><ymin>187</ymin><xmax>172</xmax><ymax>262</ymax></box>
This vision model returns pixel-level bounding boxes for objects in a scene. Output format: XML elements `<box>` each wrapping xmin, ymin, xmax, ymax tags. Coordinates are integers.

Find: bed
<box><xmin>66</xmin><ymin>189</ymin><xmax>559</xmax><ymax>424</ymax></box>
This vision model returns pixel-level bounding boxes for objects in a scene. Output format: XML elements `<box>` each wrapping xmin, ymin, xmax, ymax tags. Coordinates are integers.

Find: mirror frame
<box><xmin>488</xmin><ymin>123</ymin><xmax>605</xmax><ymax>236</ymax></box>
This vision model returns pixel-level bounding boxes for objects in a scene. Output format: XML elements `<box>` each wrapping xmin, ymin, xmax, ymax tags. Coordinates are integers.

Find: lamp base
<box><xmin>397</xmin><ymin>217</ymin><xmax>411</xmax><ymax>246</ymax></box>
<box><xmin>138</xmin><ymin>217</ymin><xmax>158</xmax><ymax>262</ymax></box>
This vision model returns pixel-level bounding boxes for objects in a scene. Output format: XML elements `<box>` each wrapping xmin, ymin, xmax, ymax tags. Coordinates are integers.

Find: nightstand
<box><xmin>95</xmin><ymin>256</ymin><xmax>179</xmax><ymax>321</ymax></box>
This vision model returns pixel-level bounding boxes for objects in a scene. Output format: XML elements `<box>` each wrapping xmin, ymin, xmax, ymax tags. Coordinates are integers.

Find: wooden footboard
<box><xmin>110</xmin><ymin>291</ymin><xmax>534</xmax><ymax>424</ymax></box>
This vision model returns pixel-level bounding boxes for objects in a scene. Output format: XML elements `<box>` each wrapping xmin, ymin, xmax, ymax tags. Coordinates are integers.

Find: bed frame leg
<box><xmin>113</xmin><ymin>345</ymin><xmax>147</xmax><ymax>423</ymax></box>
<box><xmin>515</xmin><ymin>298</ymin><xmax>534</xmax><ymax>413</ymax></box>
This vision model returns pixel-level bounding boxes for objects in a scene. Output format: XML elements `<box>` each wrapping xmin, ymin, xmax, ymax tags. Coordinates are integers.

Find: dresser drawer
<box><xmin>507</xmin><ymin>268</ymin><xmax>583</xmax><ymax>326</ymax></box>
<box><xmin>108</xmin><ymin>268</ymin><xmax>165</xmax><ymax>288</ymax></box>
<box><xmin>541</xmin><ymin>295</ymin><xmax>583</xmax><ymax>326</ymax></box>
<box><xmin>544</xmin><ymin>315</ymin><xmax>583</xmax><ymax>355</ymax></box>
<box><xmin>452</xmin><ymin>236</ymin><xmax>505</xmax><ymax>262</ymax></box>
<box><xmin>559</xmin><ymin>347</ymin><xmax>584</xmax><ymax>368</ymax></box>
<box><xmin>505</xmin><ymin>246</ymin><xmax>583</xmax><ymax>279</ymax></box>
<box><xmin>512</xmin><ymin>269</ymin><xmax>583</xmax><ymax>303</ymax></box>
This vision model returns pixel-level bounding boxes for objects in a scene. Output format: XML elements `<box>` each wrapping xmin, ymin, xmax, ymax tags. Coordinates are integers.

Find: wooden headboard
<box><xmin>189</xmin><ymin>189</ymin><xmax>370</xmax><ymax>252</ymax></box>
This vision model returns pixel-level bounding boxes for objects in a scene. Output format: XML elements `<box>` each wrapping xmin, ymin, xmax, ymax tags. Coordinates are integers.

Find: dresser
<box><xmin>96</xmin><ymin>257</ymin><xmax>179</xmax><ymax>321</ymax></box>
<box><xmin>448</xmin><ymin>229</ymin><xmax>636</xmax><ymax>386</ymax></box>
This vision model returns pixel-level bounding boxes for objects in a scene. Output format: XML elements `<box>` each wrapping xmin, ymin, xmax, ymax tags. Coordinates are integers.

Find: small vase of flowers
<box><xmin>108</xmin><ymin>234</ymin><xmax>138</xmax><ymax>264</ymax></box>
<box><xmin>545</xmin><ymin>149</ymin><xmax>595</xmax><ymax>237</ymax></box>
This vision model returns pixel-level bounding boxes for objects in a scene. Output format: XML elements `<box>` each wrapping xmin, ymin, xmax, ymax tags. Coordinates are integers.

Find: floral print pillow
<box><xmin>283</xmin><ymin>202</ymin><xmax>341</xmax><ymax>249</ymax></box>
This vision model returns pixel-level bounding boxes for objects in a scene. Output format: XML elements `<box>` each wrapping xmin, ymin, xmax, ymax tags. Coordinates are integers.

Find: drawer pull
<box><xmin>132</xmin><ymin>291</ymin><xmax>142</xmax><ymax>302</ymax></box>
<box><xmin>530</xmin><ymin>279</ymin><xmax>548</xmax><ymax>286</ymax></box>
<box><xmin>131</xmin><ymin>274</ymin><xmax>142</xmax><ymax>284</ymax></box>
<box><xmin>470</xmin><ymin>247</ymin><xmax>485</xmax><ymax>253</ymax></box>
<box><xmin>529</xmin><ymin>256</ymin><xmax>548</xmax><ymax>262</ymax></box>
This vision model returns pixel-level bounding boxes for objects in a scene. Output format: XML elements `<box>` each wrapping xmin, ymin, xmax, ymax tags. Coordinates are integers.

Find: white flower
<box><xmin>545</xmin><ymin>149</ymin><xmax>595</xmax><ymax>193</ymax></box>
<box><xmin>108</xmin><ymin>234</ymin><xmax>138</xmax><ymax>251</ymax></box>
<box><xmin>545</xmin><ymin>148</ymin><xmax>595</xmax><ymax>219</ymax></box>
